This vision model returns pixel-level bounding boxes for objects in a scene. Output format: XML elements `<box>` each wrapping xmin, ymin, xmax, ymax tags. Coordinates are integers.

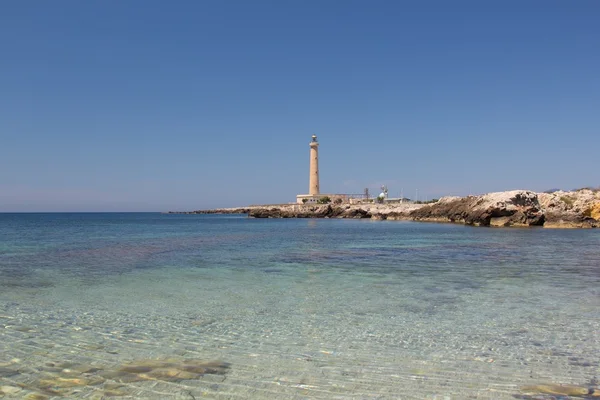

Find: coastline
<box><xmin>171</xmin><ymin>189</ymin><xmax>600</xmax><ymax>229</ymax></box>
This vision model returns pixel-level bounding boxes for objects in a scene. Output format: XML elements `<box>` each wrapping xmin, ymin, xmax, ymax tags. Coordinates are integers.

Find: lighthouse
<box><xmin>297</xmin><ymin>134</ymin><xmax>328</xmax><ymax>204</ymax></box>
<box><xmin>308</xmin><ymin>134</ymin><xmax>320</xmax><ymax>195</ymax></box>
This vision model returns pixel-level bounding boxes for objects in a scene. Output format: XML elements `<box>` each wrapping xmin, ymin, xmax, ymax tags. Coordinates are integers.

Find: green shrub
<box><xmin>560</xmin><ymin>196</ymin><xmax>574</xmax><ymax>209</ymax></box>
<box><xmin>302</xmin><ymin>198</ymin><xmax>308</xmax><ymax>204</ymax></box>
<box><xmin>574</xmin><ymin>187</ymin><xmax>600</xmax><ymax>193</ymax></box>
<box><xmin>317</xmin><ymin>196</ymin><xmax>331</xmax><ymax>204</ymax></box>
<box><xmin>415</xmin><ymin>199</ymin><xmax>439</xmax><ymax>205</ymax></box>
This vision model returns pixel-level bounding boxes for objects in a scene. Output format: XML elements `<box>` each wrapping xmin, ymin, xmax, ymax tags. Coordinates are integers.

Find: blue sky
<box><xmin>1</xmin><ymin>1</ymin><xmax>599</xmax><ymax>211</ymax></box>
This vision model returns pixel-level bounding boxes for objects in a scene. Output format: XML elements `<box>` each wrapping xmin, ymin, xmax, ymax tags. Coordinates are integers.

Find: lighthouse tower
<box><xmin>308</xmin><ymin>134</ymin><xmax>320</xmax><ymax>195</ymax></box>
<box><xmin>297</xmin><ymin>134</ymin><xmax>327</xmax><ymax>204</ymax></box>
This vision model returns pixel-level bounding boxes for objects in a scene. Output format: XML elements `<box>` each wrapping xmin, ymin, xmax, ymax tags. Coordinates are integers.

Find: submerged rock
<box><xmin>0</xmin><ymin>367</ymin><xmax>19</xmax><ymax>378</ymax></box>
<box><xmin>520</xmin><ymin>383</ymin><xmax>598</xmax><ymax>397</ymax></box>
<box><xmin>118</xmin><ymin>359</ymin><xmax>229</xmax><ymax>378</ymax></box>
<box><xmin>18</xmin><ymin>358</ymin><xmax>229</xmax><ymax>398</ymax></box>
<box><xmin>23</xmin><ymin>394</ymin><xmax>49</xmax><ymax>400</ymax></box>
<box><xmin>0</xmin><ymin>385</ymin><xmax>23</xmax><ymax>395</ymax></box>
<box><xmin>38</xmin><ymin>376</ymin><xmax>104</xmax><ymax>389</ymax></box>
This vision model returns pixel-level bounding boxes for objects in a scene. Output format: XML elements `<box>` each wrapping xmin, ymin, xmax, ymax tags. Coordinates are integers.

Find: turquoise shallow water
<box><xmin>1</xmin><ymin>213</ymin><xmax>599</xmax><ymax>399</ymax></box>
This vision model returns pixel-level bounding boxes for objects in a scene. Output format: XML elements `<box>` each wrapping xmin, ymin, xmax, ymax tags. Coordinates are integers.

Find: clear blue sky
<box><xmin>1</xmin><ymin>1</ymin><xmax>599</xmax><ymax>211</ymax></box>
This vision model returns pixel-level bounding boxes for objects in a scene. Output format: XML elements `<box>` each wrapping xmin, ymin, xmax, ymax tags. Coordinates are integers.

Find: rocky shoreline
<box><xmin>173</xmin><ymin>189</ymin><xmax>600</xmax><ymax>228</ymax></box>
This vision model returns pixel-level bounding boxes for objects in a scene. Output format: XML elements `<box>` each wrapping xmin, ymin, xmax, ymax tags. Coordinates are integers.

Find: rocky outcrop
<box><xmin>590</xmin><ymin>203</ymin><xmax>600</xmax><ymax>220</ymax></box>
<box><xmin>538</xmin><ymin>189</ymin><xmax>600</xmax><ymax>228</ymax></box>
<box><xmin>408</xmin><ymin>189</ymin><xmax>599</xmax><ymax>228</ymax></box>
<box><xmin>181</xmin><ymin>189</ymin><xmax>600</xmax><ymax>228</ymax></box>
<box><xmin>249</xmin><ymin>205</ymin><xmax>340</xmax><ymax>218</ymax></box>
<box><xmin>246</xmin><ymin>203</ymin><xmax>424</xmax><ymax>219</ymax></box>
<box><xmin>409</xmin><ymin>191</ymin><xmax>545</xmax><ymax>227</ymax></box>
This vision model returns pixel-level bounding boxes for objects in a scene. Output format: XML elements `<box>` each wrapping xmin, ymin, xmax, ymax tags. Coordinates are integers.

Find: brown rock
<box><xmin>589</xmin><ymin>202</ymin><xmax>600</xmax><ymax>220</ymax></box>
<box><xmin>23</xmin><ymin>394</ymin><xmax>49</xmax><ymax>400</ymax></box>
<box><xmin>543</xmin><ymin>211</ymin><xmax>598</xmax><ymax>228</ymax></box>
<box><xmin>521</xmin><ymin>383</ymin><xmax>597</xmax><ymax>397</ymax></box>
<box><xmin>38</xmin><ymin>376</ymin><xmax>104</xmax><ymax>389</ymax></box>
<box><xmin>409</xmin><ymin>191</ymin><xmax>545</xmax><ymax>227</ymax></box>
<box><xmin>142</xmin><ymin>368</ymin><xmax>200</xmax><ymax>381</ymax></box>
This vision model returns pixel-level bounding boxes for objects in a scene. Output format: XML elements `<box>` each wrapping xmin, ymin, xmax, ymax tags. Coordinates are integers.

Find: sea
<box><xmin>0</xmin><ymin>212</ymin><xmax>599</xmax><ymax>399</ymax></box>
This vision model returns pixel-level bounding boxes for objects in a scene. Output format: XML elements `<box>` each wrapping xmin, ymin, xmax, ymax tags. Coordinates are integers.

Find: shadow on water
<box><xmin>271</xmin><ymin>220</ymin><xmax>600</xmax><ymax>293</ymax></box>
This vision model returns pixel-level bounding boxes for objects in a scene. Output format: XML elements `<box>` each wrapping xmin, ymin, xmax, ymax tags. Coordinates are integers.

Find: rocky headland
<box><xmin>177</xmin><ymin>189</ymin><xmax>600</xmax><ymax>228</ymax></box>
